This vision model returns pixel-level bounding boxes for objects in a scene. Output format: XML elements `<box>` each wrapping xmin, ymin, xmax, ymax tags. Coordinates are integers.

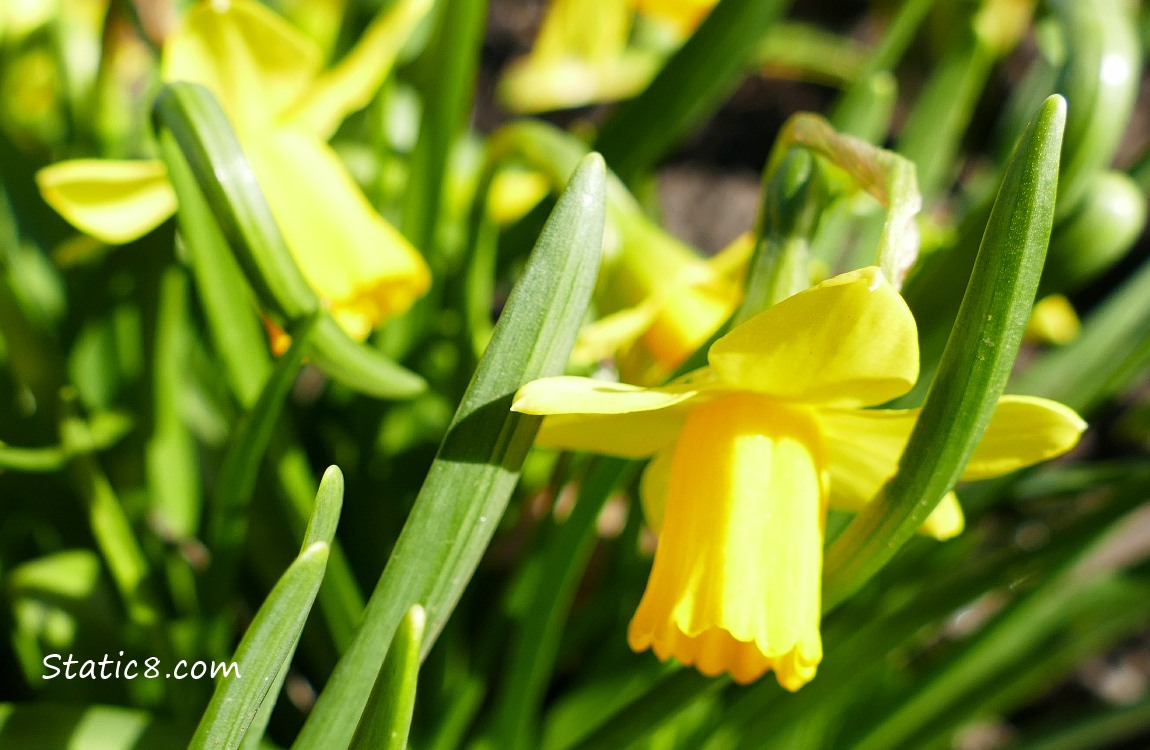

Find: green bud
<box><xmin>1043</xmin><ymin>170</ymin><xmax>1147</xmax><ymax>294</ymax></box>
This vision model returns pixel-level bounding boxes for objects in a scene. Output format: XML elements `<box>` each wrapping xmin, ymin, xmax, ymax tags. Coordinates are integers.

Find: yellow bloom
<box><xmin>513</xmin><ymin>267</ymin><xmax>1085</xmax><ymax>689</ymax></box>
<box><xmin>36</xmin><ymin>0</ymin><xmax>431</xmax><ymax>343</ymax></box>
<box><xmin>637</xmin><ymin>0</ymin><xmax>718</xmax><ymax>35</ymax></box>
<box><xmin>576</xmin><ymin>225</ymin><xmax>749</xmax><ymax>384</ymax></box>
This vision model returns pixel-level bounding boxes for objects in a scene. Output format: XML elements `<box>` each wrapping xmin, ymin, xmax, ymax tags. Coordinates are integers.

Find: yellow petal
<box><xmin>818</xmin><ymin>406</ymin><xmax>963</xmax><ymax>540</ymax></box>
<box><xmin>638</xmin><ymin>0</ymin><xmax>718</xmax><ymax>35</ymax></box>
<box><xmin>918</xmin><ymin>493</ymin><xmax>965</xmax><ymax>541</ymax></box>
<box><xmin>962</xmin><ymin>395</ymin><xmax>1086</xmax><ymax>480</ymax></box>
<box><xmin>534</xmin><ymin>0</ymin><xmax>632</xmax><ymax>62</ymax></box>
<box><xmin>628</xmin><ymin>394</ymin><xmax>824</xmax><ymax>689</ymax></box>
<box><xmin>1025</xmin><ymin>294</ymin><xmax>1080</xmax><ymax>345</ymax></box>
<box><xmin>162</xmin><ymin>0</ymin><xmax>321</xmax><ymax>129</ymax></box>
<box><xmin>36</xmin><ymin>159</ymin><xmax>177</xmax><ymax>244</ymax></box>
<box><xmin>512</xmin><ymin>375</ymin><xmax>703</xmax><ymax>416</ymax></box>
<box><xmin>534</xmin><ymin>411</ymin><xmax>687</xmax><ymax>458</ymax></box>
<box><xmin>246</xmin><ymin>130</ymin><xmax>429</xmax><ymax>334</ymax></box>
<box><xmin>513</xmin><ymin>375</ymin><xmax>706</xmax><ymax>457</ymax></box>
<box><xmin>572</xmin><ymin>300</ymin><xmax>662</xmax><ymax>365</ymax></box>
<box><xmin>709</xmin><ymin>267</ymin><xmax>918</xmax><ymax>407</ymax></box>
<box><xmin>284</xmin><ymin>0</ymin><xmax>432</xmax><ymax>139</ymax></box>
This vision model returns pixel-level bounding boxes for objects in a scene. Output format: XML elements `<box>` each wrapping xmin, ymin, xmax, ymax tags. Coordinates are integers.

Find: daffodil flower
<box><xmin>37</xmin><ymin>0</ymin><xmax>431</xmax><ymax>343</ymax></box>
<box><xmin>512</xmin><ymin>267</ymin><xmax>1085</xmax><ymax>689</ymax></box>
<box><xmin>498</xmin><ymin>0</ymin><xmax>719</xmax><ymax>112</ymax></box>
<box><xmin>574</xmin><ymin>226</ymin><xmax>749</xmax><ymax>384</ymax></box>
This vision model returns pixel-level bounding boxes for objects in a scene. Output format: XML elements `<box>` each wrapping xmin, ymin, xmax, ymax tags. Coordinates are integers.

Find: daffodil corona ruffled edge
<box><xmin>513</xmin><ymin>267</ymin><xmax>1085</xmax><ymax>689</ymax></box>
<box><xmin>36</xmin><ymin>0</ymin><xmax>432</xmax><ymax>344</ymax></box>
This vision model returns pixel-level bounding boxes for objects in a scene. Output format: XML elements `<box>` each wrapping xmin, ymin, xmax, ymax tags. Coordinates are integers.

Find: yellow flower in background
<box><xmin>513</xmin><ymin>267</ymin><xmax>1085</xmax><ymax>689</ymax></box>
<box><xmin>498</xmin><ymin>0</ymin><xmax>718</xmax><ymax>112</ymax></box>
<box><xmin>575</xmin><ymin>224</ymin><xmax>749</xmax><ymax>385</ymax></box>
<box><xmin>37</xmin><ymin>0</ymin><xmax>431</xmax><ymax>343</ymax></box>
<box><xmin>637</xmin><ymin>0</ymin><xmax>717</xmax><ymax>35</ymax></box>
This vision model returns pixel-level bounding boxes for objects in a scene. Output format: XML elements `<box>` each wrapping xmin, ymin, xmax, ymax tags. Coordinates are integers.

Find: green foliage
<box><xmin>1</xmin><ymin>1</ymin><xmax>1149</xmax><ymax>749</ymax></box>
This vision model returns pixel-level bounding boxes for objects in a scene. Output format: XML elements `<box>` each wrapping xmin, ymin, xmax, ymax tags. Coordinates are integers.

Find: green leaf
<box><xmin>349</xmin><ymin>605</ymin><xmax>427</xmax><ymax>750</ymax></box>
<box><xmin>846</xmin><ymin>477</ymin><xmax>1149</xmax><ymax>750</ymax></box>
<box><xmin>58</xmin><ymin>392</ymin><xmax>160</xmax><ymax>628</ymax></box>
<box><xmin>821</xmin><ymin>95</ymin><xmax>1066</xmax><ymax>611</ymax></box>
<box><xmin>0</xmin><ymin>411</ymin><xmax>132</xmax><ymax>472</ymax></box>
<box><xmin>291</xmin><ymin>153</ymin><xmax>606</xmax><ymax>750</ymax></box>
<box><xmin>152</xmin><ymin>82</ymin><xmax>425</xmax><ymax>399</ymax></box>
<box><xmin>1049</xmin><ymin>0</ymin><xmax>1141</xmax><ymax>217</ymax></box>
<box><xmin>0</xmin><ymin>704</ymin><xmax>186</xmax><ymax>750</ymax></box>
<box><xmin>144</xmin><ymin>263</ymin><xmax>201</xmax><ymax>538</ymax></box>
<box><xmin>240</xmin><ymin>467</ymin><xmax>347</xmax><ymax>750</ymax></box>
<box><xmin>158</xmin><ymin>127</ymin><xmax>271</xmax><ymax>405</ymax></box>
<box><xmin>401</xmin><ymin>0</ymin><xmax>488</xmax><ymax>255</ymax></box>
<box><xmin>566</xmin><ymin>670</ymin><xmax>726</xmax><ymax>750</ymax></box>
<box><xmin>204</xmin><ymin>314</ymin><xmax>319</xmax><ymax>608</ymax></box>
<box><xmin>594</xmin><ymin>0</ymin><xmax>792</xmax><ymax>183</ymax></box>
<box><xmin>188</xmin><ymin>541</ymin><xmax>330</xmax><ymax>750</ymax></box>
<box><xmin>487</xmin><ymin>458</ymin><xmax>634</xmax><ymax>750</ymax></box>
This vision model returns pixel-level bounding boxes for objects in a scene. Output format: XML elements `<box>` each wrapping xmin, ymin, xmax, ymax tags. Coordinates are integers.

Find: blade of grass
<box><xmin>291</xmin><ymin>153</ymin><xmax>606</xmax><ymax>750</ymax></box>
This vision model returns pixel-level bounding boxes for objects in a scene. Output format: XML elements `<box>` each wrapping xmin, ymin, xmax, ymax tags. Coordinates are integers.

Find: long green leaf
<box><xmin>349</xmin><ymin>605</ymin><xmax>427</xmax><ymax>750</ymax></box>
<box><xmin>292</xmin><ymin>153</ymin><xmax>606</xmax><ymax>750</ymax></box>
<box><xmin>0</xmin><ymin>704</ymin><xmax>186</xmax><ymax>750</ymax></box>
<box><xmin>822</xmin><ymin>95</ymin><xmax>1066</xmax><ymax>610</ymax></box>
<box><xmin>488</xmin><ymin>458</ymin><xmax>633</xmax><ymax>750</ymax></box>
<box><xmin>188</xmin><ymin>542</ymin><xmax>330</xmax><ymax>750</ymax></box>
<box><xmin>152</xmin><ymin>82</ymin><xmax>425</xmax><ymax>399</ymax></box>
<box><xmin>204</xmin><ymin>314</ymin><xmax>319</xmax><ymax>607</ymax></box>
<box><xmin>191</xmin><ymin>469</ymin><xmax>341</xmax><ymax>750</ymax></box>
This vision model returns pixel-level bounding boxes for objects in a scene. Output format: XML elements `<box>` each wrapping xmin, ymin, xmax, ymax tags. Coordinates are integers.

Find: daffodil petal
<box><xmin>572</xmin><ymin>300</ymin><xmax>662</xmax><ymax>365</ymax></box>
<box><xmin>245</xmin><ymin>130</ymin><xmax>430</xmax><ymax>334</ymax></box>
<box><xmin>709</xmin><ymin>266</ymin><xmax>918</xmax><ymax>407</ymax></box>
<box><xmin>36</xmin><ymin>159</ymin><xmax>176</xmax><ymax>244</ymax></box>
<box><xmin>163</xmin><ymin>0</ymin><xmax>321</xmax><ymax>129</ymax></box>
<box><xmin>535</xmin><ymin>411</ymin><xmax>687</xmax><ymax>458</ymax></box>
<box><xmin>513</xmin><ymin>375</ymin><xmax>702</xmax><ymax>457</ymax></box>
<box><xmin>818</xmin><ymin>406</ymin><xmax>963</xmax><ymax>540</ymax></box>
<box><xmin>629</xmin><ymin>395</ymin><xmax>824</xmax><ymax>689</ymax></box>
<box><xmin>962</xmin><ymin>395</ymin><xmax>1086</xmax><ymax>480</ymax></box>
<box><xmin>512</xmin><ymin>375</ymin><xmax>702</xmax><ymax>415</ymax></box>
<box><xmin>918</xmin><ymin>493</ymin><xmax>965</xmax><ymax>541</ymax></box>
<box><xmin>285</xmin><ymin>0</ymin><xmax>432</xmax><ymax>139</ymax></box>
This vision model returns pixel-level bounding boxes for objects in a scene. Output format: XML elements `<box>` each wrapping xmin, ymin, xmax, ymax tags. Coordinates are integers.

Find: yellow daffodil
<box><xmin>512</xmin><ymin>266</ymin><xmax>1085</xmax><ymax>689</ymax></box>
<box><xmin>576</xmin><ymin>224</ymin><xmax>749</xmax><ymax>384</ymax></box>
<box><xmin>499</xmin><ymin>0</ymin><xmax>720</xmax><ymax>112</ymax></box>
<box><xmin>37</xmin><ymin>0</ymin><xmax>431</xmax><ymax>343</ymax></box>
<box><xmin>637</xmin><ymin>0</ymin><xmax>717</xmax><ymax>35</ymax></box>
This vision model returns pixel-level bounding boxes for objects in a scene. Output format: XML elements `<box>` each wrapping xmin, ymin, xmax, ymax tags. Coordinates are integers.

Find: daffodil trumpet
<box><xmin>512</xmin><ymin>266</ymin><xmax>1085</xmax><ymax>689</ymax></box>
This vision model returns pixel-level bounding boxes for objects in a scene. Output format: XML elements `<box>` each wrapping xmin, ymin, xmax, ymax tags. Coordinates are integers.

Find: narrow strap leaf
<box><xmin>291</xmin><ymin>153</ymin><xmax>606</xmax><ymax>750</ymax></box>
<box><xmin>188</xmin><ymin>542</ymin><xmax>331</xmax><ymax>750</ymax></box>
<box><xmin>349</xmin><ymin>605</ymin><xmax>427</xmax><ymax>750</ymax></box>
<box><xmin>204</xmin><ymin>314</ymin><xmax>319</xmax><ymax>609</ymax></box>
<box><xmin>153</xmin><ymin>82</ymin><xmax>425</xmax><ymax>399</ymax></box>
<box><xmin>821</xmin><ymin>95</ymin><xmax>1066</xmax><ymax>611</ymax></box>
